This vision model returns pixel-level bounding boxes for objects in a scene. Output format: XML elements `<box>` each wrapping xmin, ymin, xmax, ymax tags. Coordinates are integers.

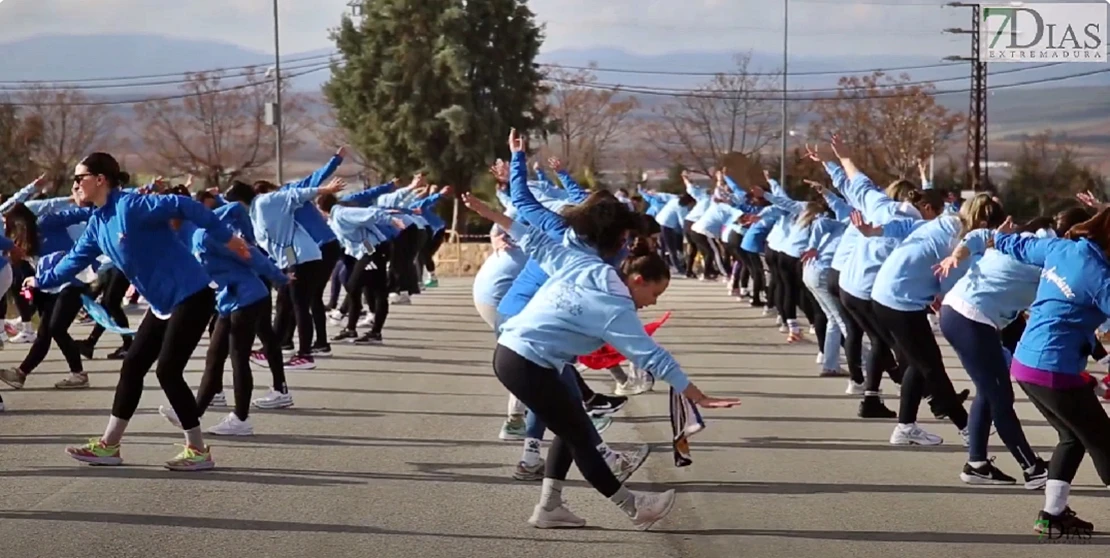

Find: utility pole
<box><xmin>780</xmin><ymin>0</ymin><xmax>789</xmax><ymax>185</ymax></box>
<box><xmin>945</xmin><ymin>2</ymin><xmax>988</xmax><ymax>192</ymax></box>
<box><xmin>272</xmin><ymin>0</ymin><xmax>285</xmax><ymax>185</ymax></box>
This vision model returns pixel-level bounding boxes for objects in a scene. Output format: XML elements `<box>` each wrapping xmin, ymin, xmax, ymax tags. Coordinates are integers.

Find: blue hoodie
<box><xmin>284</xmin><ymin>156</ymin><xmax>342</xmax><ymax>246</ymax></box>
<box><xmin>37</xmin><ymin>207</ymin><xmax>94</xmax><ymax>255</ymax></box>
<box><xmin>184</xmin><ymin>222</ymin><xmax>288</xmax><ymax>316</ymax></box>
<box><xmin>693</xmin><ymin>201</ymin><xmax>747</xmax><ymax>240</ymax></box>
<box><xmin>805</xmin><ymin>217</ymin><xmax>847</xmax><ymax>270</ymax></box>
<box><xmin>836</xmin><ymin>171</ymin><xmax>924</xmax><ymax>299</ymax></box>
<box><xmin>497</xmin><ymin>220</ymin><xmax>691</xmax><ymax>391</ymax></box>
<box><xmin>213</xmin><ymin>203</ymin><xmax>255</xmax><ymax>245</ymax></box>
<box><xmin>251</xmin><ymin>187</ymin><xmax>328</xmax><ymax>269</ymax></box>
<box><xmin>328</xmin><ymin>205</ymin><xmax>396</xmax><ymax>259</ymax></box>
<box><xmin>992</xmin><ymin>232</ymin><xmax>1110</xmax><ymax>375</ymax></box>
<box><xmin>654</xmin><ymin>196</ymin><xmax>689</xmax><ymax>230</ymax></box>
<box><xmin>39</xmin><ymin>189</ymin><xmax>231</xmax><ymax>315</ymax></box>
<box><xmin>943</xmin><ymin>228</ymin><xmax>1044</xmax><ymax>329</ymax></box>
<box><xmin>741</xmin><ymin>206</ymin><xmax>782</xmax><ymax>254</ymax></box>
<box><xmin>871</xmin><ymin>215</ymin><xmax>967</xmax><ymax>312</ymax></box>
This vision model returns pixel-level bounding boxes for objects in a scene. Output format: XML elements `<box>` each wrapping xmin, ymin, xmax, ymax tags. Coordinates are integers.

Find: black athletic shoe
<box><xmin>331</xmin><ymin>329</ymin><xmax>358</xmax><ymax>343</ymax></box>
<box><xmin>858</xmin><ymin>395</ymin><xmax>897</xmax><ymax>419</ymax></box>
<box><xmin>1024</xmin><ymin>458</ymin><xmax>1049</xmax><ymax>490</ymax></box>
<box><xmin>586</xmin><ymin>394</ymin><xmax>628</xmax><ymax>416</ymax></box>
<box><xmin>353</xmin><ymin>332</ymin><xmax>383</xmax><ymax>346</ymax></box>
<box><xmin>932</xmin><ymin>389</ymin><xmax>971</xmax><ymax>420</ymax></box>
<box><xmin>1035</xmin><ymin>507</ymin><xmax>1094</xmax><ymax>535</ymax></box>
<box><xmin>959</xmin><ymin>458</ymin><xmax>1016</xmax><ymax>486</ymax></box>
<box><xmin>311</xmin><ymin>343</ymin><xmax>332</xmax><ymax>356</ymax></box>
<box><xmin>107</xmin><ymin>346</ymin><xmax>128</xmax><ymax>360</ymax></box>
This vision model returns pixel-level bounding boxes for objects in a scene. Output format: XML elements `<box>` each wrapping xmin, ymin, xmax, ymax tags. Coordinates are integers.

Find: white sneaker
<box><xmin>959</xmin><ymin>427</ymin><xmax>970</xmax><ymax>447</ymax></box>
<box><xmin>207</xmin><ymin>412</ymin><xmax>254</xmax><ymax>436</ymax></box>
<box><xmin>845</xmin><ymin>380</ymin><xmax>865</xmax><ymax>395</ymax></box>
<box><xmin>630</xmin><ymin>489</ymin><xmax>677</xmax><ymax>531</ymax></box>
<box><xmin>761</xmin><ymin>307</ymin><xmax>774</xmax><ymax>317</ymax></box>
<box><xmin>815</xmin><ymin>352</ymin><xmax>824</xmax><ymax>364</ymax></box>
<box><xmin>357</xmin><ymin>314</ymin><xmax>373</xmax><ymax>328</ymax></box>
<box><xmin>889</xmin><ymin>423</ymin><xmax>943</xmax><ymax>446</ymax></box>
<box><xmin>8</xmin><ymin>331</ymin><xmax>35</xmax><ymax>344</ymax></box>
<box><xmin>393</xmin><ymin>293</ymin><xmax>412</xmax><ymax>305</ymax></box>
<box><xmin>528</xmin><ymin>502</ymin><xmax>586</xmax><ymax>529</ymax></box>
<box><xmin>809</xmin><ymin>325</ymin><xmax>816</xmax><ymax>335</ymax></box>
<box><xmin>0</xmin><ymin>399</ymin><xmax>5</xmax><ymax>412</ymax></box>
<box><xmin>252</xmin><ymin>389</ymin><xmax>294</xmax><ymax>409</ymax></box>
<box><xmin>608</xmin><ymin>444</ymin><xmax>651</xmax><ymax>483</ymax></box>
<box><xmin>210</xmin><ymin>392</ymin><xmax>227</xmax><ymax>407</ymax></box>
<box><xmin>327</xmin><ymin>309</ymin><xmax>344</xmax><ymax>322</ymax></box>
<box><xmin>778</xmin><ymin>324</ymin><xmax>788</xmax><ymax>333</ymax></box>
<box><xmin>614</xmin><ymin>370</ymin><xmax>650</xmax><ymax>397</ymax></box>
<box><xmin>158</xmin><ymin>405</ymin><xmax>182</xmax><ymax>428</ymax></box>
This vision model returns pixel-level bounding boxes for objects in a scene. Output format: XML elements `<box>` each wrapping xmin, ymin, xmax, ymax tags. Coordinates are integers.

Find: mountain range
<box><xmin>1</xmin><ymin>34</ymin><xmax>1107</xmax><ymax>173</ymax></box>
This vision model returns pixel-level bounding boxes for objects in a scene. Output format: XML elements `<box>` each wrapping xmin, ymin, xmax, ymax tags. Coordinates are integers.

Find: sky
<box><xmin>0</xmin><ymin>0</ymin><xmax>1024</xmax><ymax>58</ymax></box>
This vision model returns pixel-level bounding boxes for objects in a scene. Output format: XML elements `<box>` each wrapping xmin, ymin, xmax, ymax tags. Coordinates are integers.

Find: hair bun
<box><xmin>116</xmin><ymin>171</ymin><xmax>131</xmax><ymax>186</ymax></box>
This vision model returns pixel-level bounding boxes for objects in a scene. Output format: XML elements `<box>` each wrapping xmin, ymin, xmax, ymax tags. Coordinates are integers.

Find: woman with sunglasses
<box><xmin>25</xmin><ymin>152</ymin><xmax>250</xmax><ymax>471</ymax></box>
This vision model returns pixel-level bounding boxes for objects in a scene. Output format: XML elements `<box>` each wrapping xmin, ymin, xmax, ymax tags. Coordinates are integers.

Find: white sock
<box><xmin>521</xmin><ymin>438</ymin><xmax>541</xmax><ymax>466</ymax></box>
<box><xmin>609</xmin><ymin>486</ymin><xmax>636</xmax><ymax>517</ymax></box>
<box><xmin>968</xmin><ymin>460</ymin><xmax>989</xmax><ymax>468</ymax></box>
<box><xmin>539</xmin><ymin>478</ymin><xmax>563</xmax><ymax>511</ymax></box>
<box><xmin>102</xmin><ymin>416</ymin><xmax>129</xmax><ymax>446</ymax></box>
<box><xmin>184</xmin><ymin>426</ymin><xmax>205</xmax><ymax>449</ymax></box>
<box><xmin>1044</xmin><ymin>479</ymin><xmax>1069</xmax><ymax>515</ymax></box>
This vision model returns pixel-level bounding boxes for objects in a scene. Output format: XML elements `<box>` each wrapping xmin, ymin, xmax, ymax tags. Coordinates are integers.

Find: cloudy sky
<box><xmin>0</xmin><ymin>0</ymin><xmax>1102</xmax><ymax>58</ymax></box>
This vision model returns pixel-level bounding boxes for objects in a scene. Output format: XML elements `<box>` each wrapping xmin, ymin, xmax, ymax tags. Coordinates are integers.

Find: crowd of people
<box><xmin>3</xmin><ymin>128</ymin><xmax>1110</xmax><ymax>535</ymax></box>
<box><xmin>473</xmin><ymin>131</ymin><xmax>1110</xmax><ymax>534</ymax></box>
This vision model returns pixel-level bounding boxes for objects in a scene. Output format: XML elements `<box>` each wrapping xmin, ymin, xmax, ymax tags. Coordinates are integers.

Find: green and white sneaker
<box><xmin>591</xmin><ymin>415</ymin><xmax>612</xmax><ymax>435</ymax></box>
<box><xmin>165</xmin><ymin>444</ymin><xmax>215</xmax><ymax>471</ymax></box>
<box><xmin>66</xmin><ymin>438</ymin><xmax>123</xmax><ymax>466</ymax></box>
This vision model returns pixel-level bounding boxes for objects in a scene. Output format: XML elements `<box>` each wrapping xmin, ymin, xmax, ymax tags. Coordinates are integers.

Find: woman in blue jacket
<box><xmin>990</xmin><ymin>208</ymin><xmax>1110</xmax><ymax>535</ymax></box>
<box><xmin>461</xmin><ymin>184</ymin><xmax>738</xmax><ymax>531</ymax></box>
<box><xmin>0</xmin><ymin>205</ymin><xmax>94</xmax><ymax>392</ymax></box>
<box><xmin>935</xmin><ymin>218</ymin><xmax>1055</xmax><ymax>489</ymax></box>
<box><xmin>157</xmin><ymin>204</ymin><xmax>289</xmax><ymax>437</ymax></box>
<box><xmin>24</xmin><ymin>152</ymin><xmax>250</xmax><ymax>472</ymax></box>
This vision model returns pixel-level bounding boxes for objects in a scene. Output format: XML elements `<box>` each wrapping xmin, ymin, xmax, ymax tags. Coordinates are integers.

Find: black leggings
<box><xmin>344</xmin><ymin>244</ymin><xmax>392</xmax><ymax>334</ymax></box>
<box><xmin>739</xmin><ymin>250</ymin><xmax>765</xmax><ymax>303</ymax></box>
<box><xmin>775</xmin><ymin>254</ymin><xmax>805</xmax><ymax>322</ymax></box>
<box><xmin>493</xmin><ymin>345</ymin><xmax>620</xmax><ymax>496</ymax></box>
<box><xmin>253</xmin><ymin>289</ymin><xmax>287</xmax><ymax>393</ymax></box>
<box><xmin>88</xmin><ymin>267</ymin><xmax>133</xmax><ymax>349</ymax></box>
<box><xmin>21</xmin><ymin>286</ymin><xmax>85</xmax><ymax>374</ymax></box>
<box><xmin>312</xmin><ymin>240</ymin><xmax>343</xmax><ymax>346</ymax></box>
<box><xmin>826</xmin><ymin>269</ymin><xmax>863</xmax><ymax>384</ymax></box>
<box><xmin>683</xmin><ymin>222</ymin><xmax>717</xmax><ymax>278</ymax></box>
<box><xmin>1020</xmin><ymin>380</ymin><xmax>1110</xmax><ymax>485</ymax></box>
<box><xmin>660</xmin><ymin>226</ymin><xmax>685</xmax><ymax>274</ymax></box>
<box><xmin>390</xmin><ymin>225</ymin><xmax>421</xmax><ymax>295</ymax></box>
<box><xmin>840</xmin><ymin>291</ymin><xmax>901</xmax><ymax>393</ymax></box>
<box><xmin>198</xmin><ymin>298</ymin><xmax>267</xmax><ymax>421</ymax></box>
<box><xmin>765</xmin><ymin>249</ymin><xmax>781</xmax><ymax>312</ymax></box>
<box><xmin>422</xmin><ymin>229</ymin><xmax>446</xmax><ymax>274</ymax></box>
<box><xmin>3</xmin><ymin>260</ymin><xmax>36</xmax><ymax>323</ymax></box>
<box><xmin>725</xmin><ymin>232</ymin><xmax>748</xmax><ymax>290</ymax></box>
<box><xmin>872</xmin><ymin>302</ymin><xmax>968</xmax><ymax>430</ymax></box>
<box><xmin>274</xmin><ymin>258</ymin><xmax>327</xmax><ymax>357</ymax></box>
<box><xmin>111</xmin><ymin>288</ymin><xmax>216</xmax><ymax>430</ymax></box>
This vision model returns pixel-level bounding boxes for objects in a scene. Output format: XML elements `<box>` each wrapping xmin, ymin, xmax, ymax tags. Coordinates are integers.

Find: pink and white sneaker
<box><xmin>285</xmin><ymin>355</ymin><xmax>316</xmax><ymax>371</ymax></box>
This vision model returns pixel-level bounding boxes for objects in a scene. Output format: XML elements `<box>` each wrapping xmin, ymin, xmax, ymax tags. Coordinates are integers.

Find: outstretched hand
<box><xmin>461</xmin><ymin>192</ymin><xmax>499</xmax><ymax>221</ymax></box>
<box><xmin>850</xmin><ymin>210</ymin><xmax>882</xmax><ymax>237</ymax></box>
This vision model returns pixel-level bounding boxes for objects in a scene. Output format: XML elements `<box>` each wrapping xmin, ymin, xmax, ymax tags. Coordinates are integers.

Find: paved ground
<box><xmin>1</xmin><ymin>276</ymin><xmax>1109</xmax><ymax>557</ymax></box>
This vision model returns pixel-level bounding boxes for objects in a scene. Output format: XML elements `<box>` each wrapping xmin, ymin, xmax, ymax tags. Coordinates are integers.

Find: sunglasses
<box><xmin>73</xmin><ymin>173</ymin><xmax>92</xmax><ymax>184</ymax></box>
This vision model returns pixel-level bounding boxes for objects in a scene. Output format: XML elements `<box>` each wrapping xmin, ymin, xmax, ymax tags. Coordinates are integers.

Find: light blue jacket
<box><xmin>683</xmin><ymin>182</ymin><xmax>712</xmax><ymax>223</ymax></box>
<box><xmin>806</xmin><ymin>217</ymin><xmax>847</xmax><ymax>270</ymax></box>
<box><xmin>871</xmin><ymin>215</ymin><xmax>967</xmax><ymax>311</ymax></box>
<box><xmin>741</xmin><ymin>206</ymin><xmax>782</xmax><ymax>254</ymax></box>
<box><xmin>327</xmin><ymin>205</ymin><xmax>395</xmax><ymax>259</ymax></box>
<box><xmin>180</xmin><ymin>221</ymin><xmax>288</xmax><ymax>316</ymax></box>
<box><xmin>250</xmin><ymin>187</ymin><xmax>326</xmax><ymax>269</ymax></box>
<box><xmin>284</xmin><ymin>155</ymin><xmax>342</xmax><ymax>246</ymax></box>
<box><xmin>835</xmin><ymin>170</ymin><xmax>923</xmax><ymax>299</ymax></box>
<box><xmin>39</xmin><ymin>189</ymin><xmax>231</xmax><ymax>315</ymax></box>
<box><xmin>993</xmin><ymin>233</ymin><xmax>1110</xmax><ymax>375</ymax></box>
<box><xmin>944</xmin><ymin>229</ymin><xmax>1043</xmax><ymax>329</ymax></box>
<box><xmin>654</xmin><ymin>196</ymin><xmax>689</xmax><ymax>230</ymax></box>
<box><xmin>497</xmin><ymin>220</ymin><xmax>691</xmax><ymax>391</ymax></box>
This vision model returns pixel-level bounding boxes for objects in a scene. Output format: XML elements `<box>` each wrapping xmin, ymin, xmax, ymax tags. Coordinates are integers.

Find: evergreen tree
<box><xmin>325</xmin><ymin>0</ymin><xmax>548</xmax><ymax>192</ymax></box>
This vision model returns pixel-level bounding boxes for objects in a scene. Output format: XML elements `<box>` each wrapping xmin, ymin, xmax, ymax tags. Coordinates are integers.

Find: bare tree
<box><xmin>643</xmin><ymin>52</ymin><xmax>783</xmax><ymax>177</ymax></box>
<box><xmin>540</xmin><ymin>65</ymin><xmax>639</xmax><ymax>172</ymax></box>
<box><xmin>132</xmin><ymin>69</ymin><xmax>306</xmax><ymax>187</ymax></box>
<box><xmin>312</xmin><ymin>105</ymin><xmax>377</xmax><ymax>179</ymax></box>
<box><xmin>15</xmin><ymin>86</ymin><xmax>113</xmax><ymax>187</ymax></box>
<box><xmin>0</xmin><ymin>102</ymin><xmax>42</xmax><ymax>193</ymax></box>
<box><xmin>809</xmin><ymin>71</ymin><xmax>964</xmax><ymax>183</ymax></box>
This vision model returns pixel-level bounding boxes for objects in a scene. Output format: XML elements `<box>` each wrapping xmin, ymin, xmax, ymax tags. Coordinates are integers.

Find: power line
<box><xmin>0</xmin><ymin>64</ymin><xmax>334</xmax><ymax>107</ymax></box>
<box><xmin>0</xmin><ymin>59</ymin><xmax>336</xmax><ymax>92</ymax></box>
<box><xmin>544</xmin><ymin>67</ymin><xmax>1110</xmax><ymax>102</ymax></box>
<box><xmin>0</xmin><ymin>52</ymin><xmax>337</xmax><ymax>85</ymax></box>
<box><xmin>539</xmin><ymin>61</ymin><xmax>965</xmax><ymax>77</ymax></box>
<box><xmin>545</xmin><ymin>62</ymin><xmax>1066</xmax><ymax>95</ymax></box>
